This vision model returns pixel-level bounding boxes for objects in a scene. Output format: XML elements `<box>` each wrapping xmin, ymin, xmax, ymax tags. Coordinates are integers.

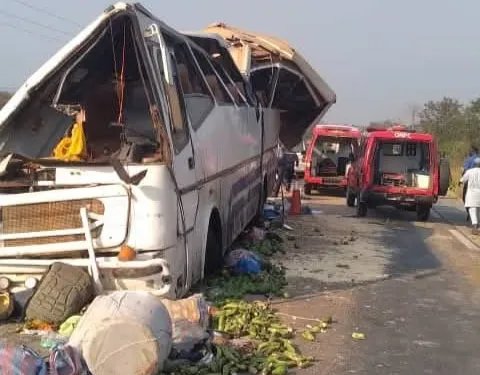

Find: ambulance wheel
<box><xmin>416</xmin><ymin>205</ymin><xmax>430</xmax><ymax>222</ymax></box>
<box><xmin>346</xmin><ymin>187</ymin><xmax>356</xmax><ymax>207</ymax></box>
<box><xmin>356</xmin><ymin>195</ymin><xmax>367</xmax><ymax>217</ymax></box>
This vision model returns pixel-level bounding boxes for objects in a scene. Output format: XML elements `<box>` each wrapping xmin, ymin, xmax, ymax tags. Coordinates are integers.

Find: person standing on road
<box><xmin>462</xmin><ymin>146</ymin><xmax>478</xmax><ymax>221</ymax></box>
<box><xmin>282</xmin><ymin>151</ymin><xmax>299</xmax><ymax>192</ymax></box>
<box><xmin>273</xmin><ymin>148</ymin><xmax>299</xmax><ymax>195</ymax></box>
<box><xmin>460</xmin><ymin>157</ymin><xmax>480</xmax><ymax>234</ymax></box>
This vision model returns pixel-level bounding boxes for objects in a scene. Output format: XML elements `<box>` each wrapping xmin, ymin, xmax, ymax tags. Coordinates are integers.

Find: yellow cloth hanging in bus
<box><xmin>52</xmin><ymin>121</ymin><xmax>87</xmax><ymax>161</ymax></box>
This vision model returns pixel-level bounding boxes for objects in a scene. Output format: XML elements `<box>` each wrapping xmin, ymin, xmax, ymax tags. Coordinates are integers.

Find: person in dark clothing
<box><xmin>274</xmin><ymin>150</ymin><xmax>299</xmax><ymax>195</ymax></box>
<box><xmin>281</xmin><ymin>151</ymin><xmax>299</xmax><ymax>192</ymax></box>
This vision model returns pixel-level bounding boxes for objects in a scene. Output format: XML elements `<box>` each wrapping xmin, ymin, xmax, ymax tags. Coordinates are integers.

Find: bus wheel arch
<box><xmin>203</xmin><ymin>208</ymin><xmax>223</xmax><ymax>276</ymax></box>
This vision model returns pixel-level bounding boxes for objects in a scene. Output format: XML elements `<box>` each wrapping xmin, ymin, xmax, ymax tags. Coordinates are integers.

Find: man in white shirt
<box><xmin>460</xmin><ymin>157</ymin><xmax>480</xmax><ymax>234</ymax></box>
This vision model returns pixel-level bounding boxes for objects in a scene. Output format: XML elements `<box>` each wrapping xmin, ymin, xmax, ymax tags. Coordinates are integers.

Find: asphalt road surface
<box><xmin>274</xmin><ymin>192</ymin><xmax>480</xmax><ymax>375</ymax></box>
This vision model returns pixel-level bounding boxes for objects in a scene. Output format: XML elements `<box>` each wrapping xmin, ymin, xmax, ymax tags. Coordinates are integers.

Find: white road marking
<box><xmin>449</xmin><ymin>229</ymin><xmax>479</xmax><ymax>251</ymax></box>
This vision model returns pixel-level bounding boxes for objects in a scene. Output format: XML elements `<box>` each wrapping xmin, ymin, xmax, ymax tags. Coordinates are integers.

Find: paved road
<box><xmin>275</xmin><ymin>193</ymin><xmax>480</xmax><ymax>375</ymax></box>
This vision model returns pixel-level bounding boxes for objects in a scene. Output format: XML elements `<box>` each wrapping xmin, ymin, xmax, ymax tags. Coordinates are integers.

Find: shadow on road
<box><xmin>373</xmin><ymin>206</ymin><xmax>441</xmax><ymax>277</ymax></box>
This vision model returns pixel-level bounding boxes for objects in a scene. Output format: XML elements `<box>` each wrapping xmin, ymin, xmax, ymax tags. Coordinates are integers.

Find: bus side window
<box><xmin>154</xmin><ymin>47</ymin><xmax>189</xmax><ymax>152</ymax></box>
<box><xmin>211</xmin><ymin>59</ymin><xmax>247</xmax><ymax>106</ymax></box>
<box><xmin>170</xmin><ymin>41</ymin><xmax>214</xmax><ymax>130</ymax></box>
<box><xmin>191</xmin><ymin>49</ymin><xmax>233</xmax><ymax>105</ymax></box>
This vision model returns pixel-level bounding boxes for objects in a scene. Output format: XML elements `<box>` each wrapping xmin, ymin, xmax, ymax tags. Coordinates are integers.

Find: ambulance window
<box><xmin>191</xmin><ymin>49</ymin><xmax>233</xmax><ymax>105</ymax></box>
<box><xmin>382</xmin><ymin>143</ymin><xmax>403</xmax><ymax>156</ymax></box>
<box><xmin>406</xmin><ymin>143</ymin><xmax>417</xmax><ymax>156</ymax></box>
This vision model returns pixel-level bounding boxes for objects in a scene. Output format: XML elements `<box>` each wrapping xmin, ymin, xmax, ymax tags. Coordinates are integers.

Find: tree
<box><xmin>418</xmin><ymin>97</ymin><xmax>463</xmax><ymax>135</ymax></box>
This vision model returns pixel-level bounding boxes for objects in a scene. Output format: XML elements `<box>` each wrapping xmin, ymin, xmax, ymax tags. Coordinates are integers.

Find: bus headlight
<box><xmin>24</xmin><ymin>277</ymin><xmax>38</xmax><ymax>289</ymax></box>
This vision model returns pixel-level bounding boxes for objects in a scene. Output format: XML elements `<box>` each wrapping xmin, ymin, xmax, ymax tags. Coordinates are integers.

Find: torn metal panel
<box><xmin>202</xmin><ymin>23</ymin><xmax>336</xmax><ymax>148</ymax></box>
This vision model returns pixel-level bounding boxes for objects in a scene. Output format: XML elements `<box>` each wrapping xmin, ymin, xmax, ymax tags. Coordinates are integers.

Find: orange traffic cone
<box><xmin>289</xmin><ymin>187</ymin><xmax>302</xmax><ymax>215</ymax></box>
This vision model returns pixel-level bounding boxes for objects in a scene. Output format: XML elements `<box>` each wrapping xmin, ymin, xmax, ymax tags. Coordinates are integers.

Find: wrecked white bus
<box><xmin>0</xmin><ymin>3</ymin><xmax>335</xmax><ymax>298</ymax></box>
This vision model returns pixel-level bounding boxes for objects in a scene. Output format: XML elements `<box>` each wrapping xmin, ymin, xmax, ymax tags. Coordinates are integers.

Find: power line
<box><xmin>0</xmin><ymin>21</ymin><xmax>65</xmax><ymax>42</ymax></box>
<box><xmin>9</xmin><ymin>0</ymin><xmax>81</xmax><ymax>27</ymax></box>
<box><xmin>0</xmin><ymin>9</ymin><xmax>72</xmax><ymax>35</ymax></box>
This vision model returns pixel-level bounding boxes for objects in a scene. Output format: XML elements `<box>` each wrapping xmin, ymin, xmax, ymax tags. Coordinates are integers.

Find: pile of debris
<box><xmin>0</xmin><ymin>204</ymin><xmax>327</xmax><ymax>375</ymax></box>
<box><xmin>162</xmin><ymin>299</ymin><xmax>325</xmax><ymax>375</ymax></box>
<box><xmin>0</xmin><ymin>263</ymin><xmax>174</xmax><ymax>375</ymax></box>
<box><xmin>205</xmin><ymin>229</ymin><xmax>287</xmax><ymax>304</ymax></box>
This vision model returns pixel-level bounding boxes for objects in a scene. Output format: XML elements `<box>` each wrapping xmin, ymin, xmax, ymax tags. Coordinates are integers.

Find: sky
<box><xmin>0</xmin><ymin>0</ymin><xmax>479</xmax><ymax>126</ymax></box>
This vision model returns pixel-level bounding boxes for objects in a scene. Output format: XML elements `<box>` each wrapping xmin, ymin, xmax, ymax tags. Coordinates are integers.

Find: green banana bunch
<box><xmin>161</xmin><ymin>301</ymin><xmax>319</xmax><ymax>374</ymax></box>
<box><xmin>210</xmin><ymin>300</ymin><xmax>314</xmax><ymax>374</ymax></box>
<box><xmin>301</xmin><ymin>317</ymin><xmax>333</xmax><ymax>342</ymax></box>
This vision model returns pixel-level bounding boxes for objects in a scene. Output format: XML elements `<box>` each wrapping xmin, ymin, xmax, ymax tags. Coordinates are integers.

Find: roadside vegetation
<box><xmin>416</xmin><ymin>97</ymin><xmax>480</xmax><ymax>196</ymax></box>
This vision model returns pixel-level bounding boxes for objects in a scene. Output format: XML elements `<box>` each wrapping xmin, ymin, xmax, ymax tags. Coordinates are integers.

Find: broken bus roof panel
<box><xmin>203</xmin><ymin>23</ymin><xmax>336</xmax><ymax>149</ymax></box>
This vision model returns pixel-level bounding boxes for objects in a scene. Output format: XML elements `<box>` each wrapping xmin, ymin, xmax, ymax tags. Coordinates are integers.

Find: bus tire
<box><xmin>204</xmin><ymin>212</ymin><xmax>223</xmax><ymax>276</ymax></box>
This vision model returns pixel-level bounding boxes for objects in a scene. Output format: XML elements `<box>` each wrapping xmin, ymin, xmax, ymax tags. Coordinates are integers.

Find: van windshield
<box><xmin>373</xmin><ymin>140</ymin><xmax>431</xmax><ymax>188</ymax></box>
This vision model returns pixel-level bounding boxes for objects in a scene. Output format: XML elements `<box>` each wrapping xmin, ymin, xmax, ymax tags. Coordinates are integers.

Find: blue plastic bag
<box><xmin>263</xmin><ymin>209</ymin><xmax>281</xmax><ymax>220</ymax></box>
<box><xmin>0</xmin><ymin>342</ymin><xmax>47</xmax><ymax>375</ymax></box>
<box><xmin>234</xmin><ymin>256</ymin><xmax>262</xmax><ymax>274</ymax></box>
<box><xmin>226</xmin><ymin>249</ymin><xmax>263</xmax><ymax>275</ymax></box>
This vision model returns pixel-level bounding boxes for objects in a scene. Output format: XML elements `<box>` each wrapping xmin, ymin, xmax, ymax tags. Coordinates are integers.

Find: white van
<box><xmin>0</xmin><ymin>3</ymin><xmax>335</xmax><ymax>297</ymax></box>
